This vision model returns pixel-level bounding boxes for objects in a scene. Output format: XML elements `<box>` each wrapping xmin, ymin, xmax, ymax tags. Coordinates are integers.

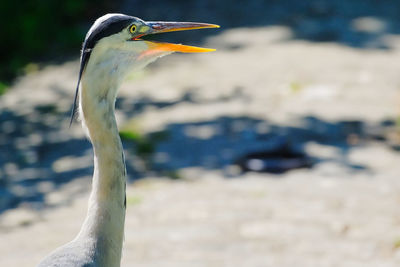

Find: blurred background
<box><xmin>1</xmin><ymin>0</ymin><xmax>400</xmax><ymax>266</ymax></box>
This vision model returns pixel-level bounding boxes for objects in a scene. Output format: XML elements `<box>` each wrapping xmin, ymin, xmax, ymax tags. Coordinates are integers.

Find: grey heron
<box><xmin>37</xmin><ymin>13</ymin><xmax>218</xmax><ymax>267</ymax></box>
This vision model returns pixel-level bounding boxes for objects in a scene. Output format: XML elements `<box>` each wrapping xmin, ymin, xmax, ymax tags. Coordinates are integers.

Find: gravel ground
<box><xmin>1</xmin><ymin>23</ymin><xmax>400</xmax><ymax>267</ymax></box>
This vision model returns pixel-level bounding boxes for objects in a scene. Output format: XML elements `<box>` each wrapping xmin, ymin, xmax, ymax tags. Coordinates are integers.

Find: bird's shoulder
<box><xmin>37</xmin><ymin>238</ymin><xmax>97</xmax><ymax>267</ymax></box>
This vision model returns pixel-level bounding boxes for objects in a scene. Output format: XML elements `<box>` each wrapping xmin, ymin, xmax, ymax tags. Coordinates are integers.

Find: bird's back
<box><xmin>37</xmin><ymin>238</ymin><xmax>97</xmax><ymax>267</ymax></box>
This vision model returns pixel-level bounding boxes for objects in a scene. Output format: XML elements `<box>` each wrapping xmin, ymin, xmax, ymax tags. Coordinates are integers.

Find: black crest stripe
<box><xmin>69</xmin><ymin>14</ymin><xmax>134</xmax><ymax>126</ymax></box>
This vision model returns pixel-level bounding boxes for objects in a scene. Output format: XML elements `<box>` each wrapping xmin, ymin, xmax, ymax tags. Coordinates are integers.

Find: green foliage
<box><xmin>119</xmin><ymin>130</ymin><xmax>143</xmax><ymax>142</ymax></box>
<box><xmin>120</xmin><ymin>129</ymin><xmax>169</xmax><ymax>161</ymax></box>
<box><xmin>0</xmin><ymin>0</ymin><xmax>120</xmax><ymax>82</ymax></box>
<box><xmin>393</xmin><ymin>239</ymin><xmax>400</xmax><ymax>250</ymax></box>
<box><xmin>0</xmin><ymin>82</ymin><xmax>9</xmax><ymax>95</ymax></box>
<box><xmin>120</xmin><ymin>130</ymin><xmax>154</xmax><ymax>155</ymax></box>
<box><xmin>126</xmin><ymin>195</ymin><xmax>142</xmax><ymax>205</ymax></box>
<box><xmin>290</xmin><ymin>81</ymin><xmax>304</xmax><ymax>93</ymax></box>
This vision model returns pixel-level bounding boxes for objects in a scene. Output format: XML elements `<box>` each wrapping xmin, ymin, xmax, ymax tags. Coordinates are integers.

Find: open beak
<box><xmin>139</xmin><ymin>21</ymin><xmax>219</xmax><ymax>54</ymax></box>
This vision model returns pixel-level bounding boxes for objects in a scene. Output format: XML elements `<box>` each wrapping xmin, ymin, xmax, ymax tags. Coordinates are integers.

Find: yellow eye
<box><xmin>129</xmin><ymin>25</ymin><xmax>137</xmax><ymax>34</ymax></box>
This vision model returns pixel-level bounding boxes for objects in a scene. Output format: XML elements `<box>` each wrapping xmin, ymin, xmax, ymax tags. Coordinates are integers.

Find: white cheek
<box><xmin>84</xmin><ymin>36</ymin><xmax>174</xmax><ymax>87</ymax></box>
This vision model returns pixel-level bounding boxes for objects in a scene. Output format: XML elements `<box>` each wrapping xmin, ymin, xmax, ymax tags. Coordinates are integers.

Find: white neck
<box><xmin>69</xmin><ymin>38</ymin><xmax>172</xmax><ymax>266</ymax></box>
<box><xmin>75</xmin><ymin>74</ymin><xmax>126</xmax><ymax>267</ymax></box>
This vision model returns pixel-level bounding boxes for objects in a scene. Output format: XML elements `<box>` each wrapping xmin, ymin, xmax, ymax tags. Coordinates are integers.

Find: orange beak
<box><xmin>139</xmin><ymin>21</ymin><xmax>219</xmax><ymax>54</ymax></box>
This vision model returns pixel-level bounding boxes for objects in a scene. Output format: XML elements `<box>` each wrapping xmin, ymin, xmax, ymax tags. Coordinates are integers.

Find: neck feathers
<box><xmin>76</xmin><ymin>76</ymin><xmax>126</xmax><ymax>266</ymax></box>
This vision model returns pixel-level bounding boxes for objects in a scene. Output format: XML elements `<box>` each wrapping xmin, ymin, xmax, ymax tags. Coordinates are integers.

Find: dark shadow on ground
<box><xmin>137</xmin><ymin>116</ymin><xmax>368</xmax><ymax>176</ymax></box>
<box><xmin>121</xmin><ymin>0</ymin><xmax>400</xmax><ymax>50</ymax></box>
<box><xmin>1</xmin><ymin>90</ymin><xmax>398</xmax><ymax>213</ymax></box>
<box><xmin>0</xmin><ymin>107</ymin><xmax>93</xmax><ymax>212</ymax></box>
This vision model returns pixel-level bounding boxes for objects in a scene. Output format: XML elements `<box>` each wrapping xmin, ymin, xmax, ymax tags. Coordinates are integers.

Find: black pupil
<box><xmin>131</xmin><ymin>26</ymin><xmax>136</xmax><ymax>32</ymax></box>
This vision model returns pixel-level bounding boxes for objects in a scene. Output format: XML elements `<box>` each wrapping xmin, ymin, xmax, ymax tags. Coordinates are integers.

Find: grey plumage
<box><xmin>37</xmin><ymin>13</ymin><xmax>218</xmax><ymax>267</ymax></box>
<box><xmin>38</xmin><ymin>239</ymin><xmax>97</xmax><ymax>267</ymax></box>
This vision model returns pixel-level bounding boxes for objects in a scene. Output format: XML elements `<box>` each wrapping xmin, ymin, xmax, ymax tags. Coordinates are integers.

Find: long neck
<box><xmin>76</xmin><ymin>77</ymin><xmax>126</xmax><ymax>266</ymax></box>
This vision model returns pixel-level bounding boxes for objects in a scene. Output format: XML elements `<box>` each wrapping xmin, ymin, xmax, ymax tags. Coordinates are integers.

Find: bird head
<box><xmin>79</xmin><ymin>13</ymin><xmax>218</xmax><ymax>85</ymax></box>
<box><xmin>70</xmin><ymin>13</ymin><xmax>218</xmax><ymax>125</ymax></box>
